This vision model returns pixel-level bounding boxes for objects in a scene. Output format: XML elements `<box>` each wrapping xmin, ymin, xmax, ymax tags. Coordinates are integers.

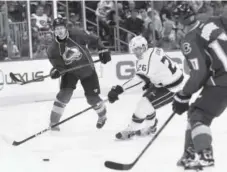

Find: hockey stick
<box><xmin>12</xmin><ymin>99</ymin><xmax>108</xmax><ymax>146</ymax></box>
<box><xmin>104</xmin><ymin>112</ymin><xmax>176</xmax><ymax>170</ymax></box>
<box><xmin>10</xmin><ymin>86</ymin><xmax>133</xmax><ymax>146</ymax></box>
<box><xmin>9</xmin><ymin>59</ymin><xmax>100</xmax><ymax>85</ymax></box>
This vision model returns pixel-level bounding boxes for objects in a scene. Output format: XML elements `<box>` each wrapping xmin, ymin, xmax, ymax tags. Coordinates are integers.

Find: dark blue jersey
<box><xmin>47</xmin><ymin>28</ymin><xmax>105</xmax><ymax>79</ymax></box>
<box><xmin>181</xmin><ymin>16</ymin><xmax>227</xmax><ymax>95</ymax></box>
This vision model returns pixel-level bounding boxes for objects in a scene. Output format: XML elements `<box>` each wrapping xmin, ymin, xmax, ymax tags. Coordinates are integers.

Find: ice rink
<box><xmin>0</xmin><ymin>94</ymin><xmax>227</xmax><ymax>172</ymax></box>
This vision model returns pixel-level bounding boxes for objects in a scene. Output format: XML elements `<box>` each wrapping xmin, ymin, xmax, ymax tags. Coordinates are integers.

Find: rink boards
<box><xmin>0</xmin><ymin>51</ymin><xmax>188</xmax><ymax>106</ymax></box>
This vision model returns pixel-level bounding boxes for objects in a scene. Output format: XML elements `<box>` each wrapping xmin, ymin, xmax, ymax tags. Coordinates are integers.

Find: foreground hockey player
<box><xmin>171</xmin><ymin>2</ymin><xmax>227</xmax><ymax>169</ymax></box>
<box><xmin>107</xmin><ymin>35</ymin><xmax>184</xmax><ymax>140</ymax></box>
<box><xmin>47</xmin><ymin>17</ymin><xmax>111</xmax><ymax>130</ymax></box>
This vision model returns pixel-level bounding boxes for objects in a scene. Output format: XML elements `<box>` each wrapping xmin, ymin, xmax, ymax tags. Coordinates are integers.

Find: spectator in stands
<box><xmin>222</xmin><ymin>1</ymin><xmax>227</xmax><ymax>17</ymax></box>
<box><xmin>141</xmin><ymin>8</ymin><xmax>162</xmax><ymax>46</ymax></box>
<box><xmin>7</xmin><ymin>1</ymin><xmax>26</xmax><ymax>22</ymax></box>
<box><xmin>39</xmin><ymin>0</ymin><xmax>52</xmax><ymax>17</ymax></box>
<box><xmin>159</xmin><ymin>7</ymin><xmax>176</xmax><ymax>50</ymax></box>
<box><xmin>96</xmin><ymin>0</ymin><xmax>116</xmax><ymax>42</ymax></box>
<box><xmin>31</xmin><ymin>5</ymin><xmax>51</xmax><ymax>31</ymax></box>
<box><xmin>20</xmin><ymin>32</ymin><xmax>29</xmax><ymax>57</ymax></box>
<box><xmin>7</xmin><ymin>38</ymin><xmax>20</xmax><ymax>59</ymax></box>
<box><xmin>31</xmin><ymin>16</ymin><xmax>39</xmax><ymax>53</ymax></box>
<box><xmin>191</xmin><ymin>1</ymin><xmax>213</xmax><ymax>22</ymax></box>
<box><xmin>69</xmin><ymin>12</ymin><xmax>81</xmax><ymax>28</ymax></box>
<box><xmin>140</xmin><ymin>8</ymin><xmax>156</xmax><ymax>45</ymax></box>
<box><xmin>85</xmin><ymin>1</ymin><xmax>99</xmax><ymax>30</ymax></box>
<box><xmin>0</xmin><ymin>36</ymin><xmax>8</xmax><ymax>61</ymax></box>
<box><xmin>210</xmin><ymin>1</ymin><xmax>222</xmax><ymax>16</ymax></box>
<box><xmin>33</xmin><ymin>33</ymin><xmax>51</xmax><ymax>59</ymax></box>
<box><xmin>147</xmin><ymin>8</ymin><xmax>162</xmax><ymax>39</ymax></box>
<box><xmin>124</xmin><ymin>9</ymin><xmax>144</xmax><ymax>42</ymax></box>
<box><xmin>128</xmin><ymin>1</ymin><xmax>136</xmax><ymax>11</ymax></box>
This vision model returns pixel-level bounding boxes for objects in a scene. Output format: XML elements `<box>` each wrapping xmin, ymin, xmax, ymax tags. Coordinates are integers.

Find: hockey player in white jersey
<box><xmin>107</xmin><ymin>36</ymin><xmax>185</xmax><ymax>140</ymax></box>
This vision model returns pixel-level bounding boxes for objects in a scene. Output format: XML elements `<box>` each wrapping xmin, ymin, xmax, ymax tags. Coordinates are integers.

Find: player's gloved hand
<box><xmin>50</xmin><ymin>68</ymin><xmax>61</xmax><ymax>79</ymax></box>
<box><xmin>108</xmin><ymin>85</ymin><xmax>124</xmax><ymax>103</ymax></box>
<box><xmin>98</xmin><ymin>49</ymin><xmax>111</xmax><ymax>64</ymax></box>
<box><xmin>172</xmin><ymin>91</ymin><xmax>191</xmax><ymax>115</ymax></box>
<box><xmin>142</xmin><ymin>81</ymin><xmax>154</xmax><ymax>91</ymax></box>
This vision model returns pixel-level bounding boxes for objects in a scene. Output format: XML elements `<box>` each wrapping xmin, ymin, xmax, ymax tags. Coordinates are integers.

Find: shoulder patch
<box><xmin>201</xmin><ymin>22</ymin><xmax>219</xmax><ymax>41</ymax></box>
<box><xmin>182</xmin><ymin>42</ymin><xmax>192</xmax><ymax>55</ymax></box>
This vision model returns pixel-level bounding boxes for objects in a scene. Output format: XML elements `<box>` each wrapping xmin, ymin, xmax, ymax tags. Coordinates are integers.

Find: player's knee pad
<box><xmin>188</xmin><ymin>108</ymin><xmax>213</xmax><ymax>127</ymax></box>
<box><xmin>134</xmin><ymin>97</ymin><xmax>155</xmax><ymax>120</ymax></box>
<box><xmin>56</xmin><ymin>88</ymin><xmax>74</xmax><ymax>104</ymax></box>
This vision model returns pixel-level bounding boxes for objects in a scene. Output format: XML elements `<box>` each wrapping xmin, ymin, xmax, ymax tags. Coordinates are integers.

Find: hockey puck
<box><xmin>42</xmin><ymin>158</ymin><xmax>50</xmax><ymax>162</ymax></box>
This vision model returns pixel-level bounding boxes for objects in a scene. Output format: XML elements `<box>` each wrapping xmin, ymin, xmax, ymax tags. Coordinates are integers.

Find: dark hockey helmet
<box><xmin>52</xmin><ymin>17</ymin><xmax>68</xmax><ymax>39</ymax></box>
<box><xmin>172</xmin><ymin>1</ymin><xmax>196</xmax><ymax>25</ymax></box>
<box><xmin>52</xmin><ymin>17</ymin><xmax>67</xmax><ymax>29</ymax></box>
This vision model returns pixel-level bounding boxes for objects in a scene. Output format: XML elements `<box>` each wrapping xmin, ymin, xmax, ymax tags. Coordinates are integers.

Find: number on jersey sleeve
<box><xmin>137</xmin><ymin>64</ymin><xmax>147</xmax><ymax>72</ymax></box>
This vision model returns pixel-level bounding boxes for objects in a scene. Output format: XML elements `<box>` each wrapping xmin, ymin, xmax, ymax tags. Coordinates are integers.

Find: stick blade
<box><xmin>104</xmin><ymin>161</ymin><xmax>133</xmax><ymax>171</ymax></box>
<box><xmin>12</xmin><ymin>141</ymin><xmax>21</xmax><ymax>146</ymax></box>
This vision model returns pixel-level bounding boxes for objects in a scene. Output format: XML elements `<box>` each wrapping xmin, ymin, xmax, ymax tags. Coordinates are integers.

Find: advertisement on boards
<box><xmin>0</xmin><ymin>51</ymin><xmax>187</xmax><ymax>105</ymax></box>
<box><xmin>0</xmin><ymin>60</ymin><xmax>59</xmax><ymax>105</ymax></box>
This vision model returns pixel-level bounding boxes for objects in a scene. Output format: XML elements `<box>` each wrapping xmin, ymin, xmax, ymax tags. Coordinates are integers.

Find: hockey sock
<box><xmin>191</xmin><ymin>122</ymin><xmax>212</xmax><ymax>152</ymax></box>
<box><xmin>50</xmin><ymin>98</ymin><xmax>66</xmax><ymax>124</ymax></box>
<box><xmin>127</xmin><ymin>114</ymin><xmax>145</xmax><ymax>130</ymax></box>
<box><xmin>183</xmin><ymin>122</ymin><xmax>194</xmax><ymax>152</ymax></box>
<box><xmin>94</xmin><ymin>102</ymin><xmax>106</xmax><ymax>117</ymax></box>
<box><xmin>145</xmin><ymin>112</ymin><xmax>157</xmax><ymax>127</ymax></box>
<box><xmin>134</xmin><ymin>97</ymin><xmax>155</xmax><ymax>119</ymax></box>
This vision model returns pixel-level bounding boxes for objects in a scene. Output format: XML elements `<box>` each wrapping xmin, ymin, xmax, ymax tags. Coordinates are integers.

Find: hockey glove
<box><xmin>50</xmin><ymin>68</ymin><xmax>61</xmax><ymax>79</ymax></box>
<box><xmin>98</xmin><ymin>49</ymin><xmax>111</xmax><ymax>64</ymax></box>
<box><xmin>142</xmin><ymin>81</ymin><xmax>154</xmax><ymax>91</ymax></box>
<box><xmin>172</xmin><ymin>91</ymin><xmax>191</xmax><ymax>115</ymax></box>
<box><xmin>108</xmin><ymin>85</ymin><xmax>124</xmax><ymax>103</ymax></box>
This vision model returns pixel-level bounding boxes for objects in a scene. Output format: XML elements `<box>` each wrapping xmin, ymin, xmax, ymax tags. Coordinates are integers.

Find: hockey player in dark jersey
<box><xmin>47</xmin><ymin>17</ymin><xmax>111</xmax><ymax>130</ymax></box>
<box><xmin>171</xmin><ymin>2</ymin><xmax>227</xmax><ymax>169</ymax></box>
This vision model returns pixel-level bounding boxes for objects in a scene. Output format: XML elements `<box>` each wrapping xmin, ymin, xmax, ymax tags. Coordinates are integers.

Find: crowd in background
<box><xmin>93</xmin><ymin>0</ymin><xmax>227</xmax><ymax>51</ymax></box>
<box><xmin>0</xmin><ymin>0</ymin><xmax>227</xmax><ymax>61</ymax></box>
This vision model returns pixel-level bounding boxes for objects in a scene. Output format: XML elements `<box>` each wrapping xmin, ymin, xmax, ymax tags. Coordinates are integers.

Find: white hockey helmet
<box><xmin>129</xmin><ymin>36</ymin><xmax>148</xmax><ymax>59</ymax></box>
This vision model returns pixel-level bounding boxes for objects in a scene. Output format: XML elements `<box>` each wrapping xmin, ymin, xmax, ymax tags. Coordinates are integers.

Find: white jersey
<box><xmin>31</xmin><ymin>13</ymin><xmax>49</xmax><ymax>29</ymax></box>
<box><xmin>123</xmin><ymin>47</ymin><xmax>184</xmax><ymax>92</ymax></box>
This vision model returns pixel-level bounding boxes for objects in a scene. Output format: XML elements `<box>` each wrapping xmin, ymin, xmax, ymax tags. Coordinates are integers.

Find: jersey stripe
<box><xmin>152</xmin><ymin>92</ymin><xmax>174</xmax><ymax>109</ymax></box>
<box><xmin>165</xmin><ymin>74</ymin><xmax>184</xmax><ymax>89</ymax></box>
<box><xmin>209</xmin><ymin>37</ymin><xmax>227</xmax><ymax>71</ymax></box>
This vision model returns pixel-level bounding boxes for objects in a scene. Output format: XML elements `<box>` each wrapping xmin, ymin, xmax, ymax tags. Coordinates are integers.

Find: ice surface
<box><xmin>0</xmin><ymin>94</ymin><xmax>226</xmax><ymax>172</ymax></box>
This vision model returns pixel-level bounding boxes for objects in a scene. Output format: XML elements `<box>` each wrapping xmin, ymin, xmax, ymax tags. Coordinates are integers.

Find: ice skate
<box><xmin>182</xmin><ymin>148</ymin><xmax>214</xmax><ymax>170</ymax></box>
<box><xmin>177</xmin><ymin>147</ymin><xmax>196</xmax><ymax>167</ymax></box>
<box><xmin>197</xmin><ymin>148</ymin><xmax>214</xmax><ymax>167</ymax></box>
<box><xmin>136</xmin><ymin>118</ymin><xmax>158</xmax><ymax>136</ymax></box>
<box><xmin>96</xmin><ymin>115</ymin><xmax>107</xmax><ymax>129</ymax></box>
<box><xmin>115</xmin><ymin>129</ymin><xmax>136</xmax><ymax>140</ymax></box>
<box><xmin>115</xmin><ymin>124</ymin><xmax>138</xmax><ymax>140</ymax></box>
